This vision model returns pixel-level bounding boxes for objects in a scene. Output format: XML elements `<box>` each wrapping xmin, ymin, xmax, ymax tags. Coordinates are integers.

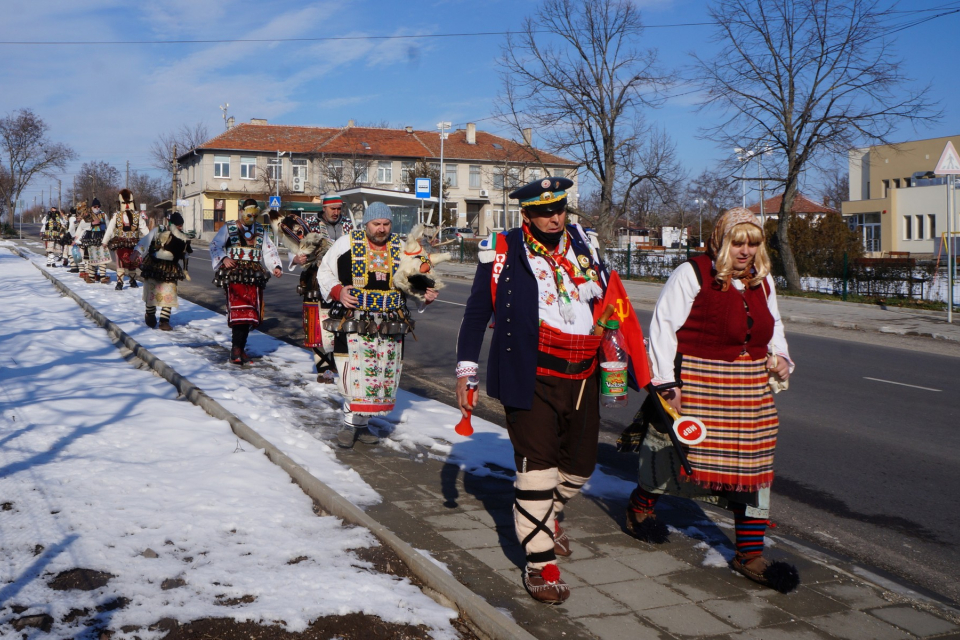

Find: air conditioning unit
<box><xmin>479</xmin><ymin>189</ymin><xmax>489</xmax><ymax>197</ymax></box>
<box><xmin>291</xmin><ymin>175</ymin><xmax>305</xmax><ymax>192</ymax></box>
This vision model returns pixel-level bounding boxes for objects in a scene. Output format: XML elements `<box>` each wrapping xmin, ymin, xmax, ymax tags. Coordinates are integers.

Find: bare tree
<box><xmin>0</xmin><ymin>109</ymin><xmax>76</xmax><ymax>224</ymax></box>
<box><xmin>67</xmin><ymin>160</ymin><xmax>122</xmax><ymax>210</ymax></box>
<box><xmin>148</xmin><ymin>122</ymin><xmax>209</xmax><ymax>173</ymax></box>
<box><xmin>494</xmin><ymin>0</ymin><xmax>677</xmax><ymax>249</ymax></box>
<box><xmin>693</xmin><ymin>0</ymin><xmax>939</xmax><ymax>290</ymax></box>
<box><xmin>127</xmin><ymin>171</ymin><xmax>167</xmax><ymax>210</ymax></box>
<box><xmin>821</xmin><ymin>166</ymin><xmax>850</xmax><ymax>211</ymax></box>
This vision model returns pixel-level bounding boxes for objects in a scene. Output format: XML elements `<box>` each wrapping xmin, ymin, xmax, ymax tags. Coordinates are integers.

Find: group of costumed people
<box><xmin>456</xmin><ymin>177</ymin><xmax>798</xmax><ymax>604</ymax></box>
<box><xmin>39</xmin><ymin>190</ymin><xmax>193</xmax><ymax>331</ymax></box>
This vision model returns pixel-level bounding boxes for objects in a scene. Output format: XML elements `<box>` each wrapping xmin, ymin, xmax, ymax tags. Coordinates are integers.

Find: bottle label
<box><xmin>600</xmin><ymin>361</ymin><xmax>628</xmax><ymax>397</ymax></box>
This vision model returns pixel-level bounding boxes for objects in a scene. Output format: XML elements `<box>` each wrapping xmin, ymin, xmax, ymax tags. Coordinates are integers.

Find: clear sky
<box><xmin>2</xmin><ymin>0</ymin><xmax>958</xmax><ymax>208</ymax></box>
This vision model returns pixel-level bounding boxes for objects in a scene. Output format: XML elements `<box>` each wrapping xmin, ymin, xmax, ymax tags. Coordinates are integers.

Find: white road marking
<box><xmin>433</xmin><ymin>299</ymin><xmax>466</xmax><ymax>307</ymax></box>
<box><xmin>863</xmin><ymin>377</ymin><xmax>941</xmax><ymax>392</ymax></box>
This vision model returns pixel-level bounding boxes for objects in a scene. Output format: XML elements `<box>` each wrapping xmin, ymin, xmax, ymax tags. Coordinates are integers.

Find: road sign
<box><xmin>269</xmin><ymin>195</ymin><xmax>282</xmax><ymax>209</ymax></box>
<box><xmin>415</xmin><ymin>178</ymin><xmax>431</xmax><ymax>199</ymax></box>
<box><xmin>935</xmin><ymin>141</ymin><xmax>960</xmax><ymax>175</ymax></box>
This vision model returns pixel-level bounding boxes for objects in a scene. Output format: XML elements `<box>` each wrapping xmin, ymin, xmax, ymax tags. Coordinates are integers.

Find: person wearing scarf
<box><xmin>455</xmin><ymin>176</ymin><xmax>608</xmax><ymax>604</ymax></box>
<box><xmin>102</xmin><ymin>189</ymin><xmax>150</xmax><ymax>290</ymax></box>
<box><xmin>210</xmin><ymin>198</ymin><xmax>283</xmax><ymax>364</ymax></box>
<box><xmin>629</xmin><ymin>207</ymin><xmax>799</xmax><ymax>593</ymax></box>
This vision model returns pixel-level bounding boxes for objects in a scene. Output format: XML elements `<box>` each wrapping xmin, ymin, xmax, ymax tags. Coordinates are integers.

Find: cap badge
<box><xmin>578</xmin><ymin>255</ymin><xmax>590</xmax><ymax>268</ymax></box>
<box><xmin>541</xmin><ymin>179</ymin><xmax>551</xmax><ymax>189</ymax></box>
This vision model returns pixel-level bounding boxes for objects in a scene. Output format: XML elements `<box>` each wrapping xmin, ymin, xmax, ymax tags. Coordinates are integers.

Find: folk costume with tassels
<box><xmin>40</xmin><ymin>210</ymin><xmax>64</xmax><ymax>267</ymax></box>
<box><xmin>103</xmin><ymin>189</ymin><xmax>150</xmax><ymax>290</ymax></box>
<box><xmin>135</xmin><ymin>212</ymin><xmax>191</xmax><ymax>331</ymax></box>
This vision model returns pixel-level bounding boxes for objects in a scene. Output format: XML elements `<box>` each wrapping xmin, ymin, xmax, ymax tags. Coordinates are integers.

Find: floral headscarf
<box><xmin>707</xmin><ymin>207</ymin><xmax>763</xmax><ymax>259</ymax></box>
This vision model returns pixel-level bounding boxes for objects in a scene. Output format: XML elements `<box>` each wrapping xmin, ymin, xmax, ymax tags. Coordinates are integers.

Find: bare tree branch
<box><xmin>693</xmin><ymin>0</ymin><xmax>940</xmax><ymax>289</ymax></box>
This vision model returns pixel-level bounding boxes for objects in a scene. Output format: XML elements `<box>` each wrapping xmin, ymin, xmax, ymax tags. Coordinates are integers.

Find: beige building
<box><xmin>176</xmin><ymin>120</ymin><xmax>577</xmax><ymax>240</ymax></box>
<box><xmin>842</xmin><ymin>135</ymin><xmax>960</xmax><ymax>256</ymax></box>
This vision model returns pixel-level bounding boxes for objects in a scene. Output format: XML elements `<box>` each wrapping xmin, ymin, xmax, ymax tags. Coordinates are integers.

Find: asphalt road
<box><xmin>13</xmin><ymin>235</ymin><xmax>960</xmax><ymax>604</ymax></box>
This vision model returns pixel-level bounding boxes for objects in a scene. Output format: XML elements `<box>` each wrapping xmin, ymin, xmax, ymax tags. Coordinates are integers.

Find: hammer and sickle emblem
<box><xmin>614</xmin><ymin>298</ymin><xmax>630</xmax><ymax>322</ymax></box>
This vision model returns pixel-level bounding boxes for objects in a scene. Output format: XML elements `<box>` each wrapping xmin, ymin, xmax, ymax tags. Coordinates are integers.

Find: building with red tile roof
<box><xmin>747</xmin><ymin>193</ymin><xmax>839</xmax><ymax>220</ymax></box>
<box><xmin>176</xmin><ymin>120</ymin><xmax>577</xmax><ymax>239</ymax></box>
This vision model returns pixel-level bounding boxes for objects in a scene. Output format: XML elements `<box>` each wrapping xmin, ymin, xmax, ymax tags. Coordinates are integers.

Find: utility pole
<box><xmin>126</xmin><ymin>160</ymin><xmax>129</xmax><ymax>189</ymax></box>
<box><xmin>433</xmin><ymin>121</ymin><xmax>451</xmax><ymax>228</ymax></box>
<box><xmin>72</xmin><ymin>176</ymin><xmax>76</xmax><ymax>208</ymax></box>
<box><xmin>171</xmin><ymin>143</ymin><xmax>178</xmax><ymax>222</ymax></box>
<box><xmin>57</xmin><ymin>179</ymin><xmax>61</xmax><ymax>211</ymax></box>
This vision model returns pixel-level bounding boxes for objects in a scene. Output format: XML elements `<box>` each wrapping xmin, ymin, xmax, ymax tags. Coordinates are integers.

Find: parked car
<box><xmin>438</xmin><ymin>227</ymin><xmax>477</xmax><ymax>242</ymax></box>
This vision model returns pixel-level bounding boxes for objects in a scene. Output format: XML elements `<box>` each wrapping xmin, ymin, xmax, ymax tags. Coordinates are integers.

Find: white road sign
<box><xmin>935</xmin><ymin>141</ymin><xmax>960</xmax><ymax>175</ymax></box>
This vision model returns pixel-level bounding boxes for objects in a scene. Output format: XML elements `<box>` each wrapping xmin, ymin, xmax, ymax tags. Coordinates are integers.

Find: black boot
<box><xmin>129</xmin><ymin>276</ymin><xmax>138</xmax><ymax>288</ymax></box>
<box><xmin>115</xmin><ymin>280</ymin><xmax>124</xmax><ymax>290</ymax></box>
<box><xmin>144</xmin><ymin>312</ymin><xmax>157</xmax><ymax>328</ymax></box>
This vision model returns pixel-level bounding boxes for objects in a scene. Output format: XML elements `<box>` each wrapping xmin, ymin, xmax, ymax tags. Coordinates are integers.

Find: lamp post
<box><xmin>434</xmin><ymin>121</ymin><xmax>451</xmax><ymax>229</ymax></box>
<box><xmin>735</xmin><ymin>146</ymin><xmax>773</xmax><ymax>216</ymax></box>
<box><xmin>693</xmin><ymin>197</ymin><xmax>704</xmax><ymax>248</ymax></box>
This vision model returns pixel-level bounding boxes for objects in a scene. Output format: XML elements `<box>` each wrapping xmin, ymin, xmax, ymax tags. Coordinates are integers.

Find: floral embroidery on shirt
<box><xmin>536</xmin><ymin>269</ymin><xmax>549</xmax><ymax>281</ymax></box>
<box><xmin>541</xmin><ymin>292</ymin><xmax>557</xmax><ymax>306</ymax></box>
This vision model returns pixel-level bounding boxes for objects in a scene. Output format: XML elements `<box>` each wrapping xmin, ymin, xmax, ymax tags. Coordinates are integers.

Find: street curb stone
<box><xmin>14</xmin><ymin>247</ymin><xmax>535</xmax><ymax>640</ymax></box>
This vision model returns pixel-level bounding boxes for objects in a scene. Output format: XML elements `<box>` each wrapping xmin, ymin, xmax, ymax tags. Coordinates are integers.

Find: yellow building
<box><xmin>843</xmin><ymin>135</ymin><xmax>960</xmax><ymax>256</ymax></box>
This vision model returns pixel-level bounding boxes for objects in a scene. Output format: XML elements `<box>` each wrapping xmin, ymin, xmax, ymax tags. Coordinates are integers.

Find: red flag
<box><xmin>595</xmin><ymin>271</ymin><xmax>651</xmax><ymax>390</ymax></box>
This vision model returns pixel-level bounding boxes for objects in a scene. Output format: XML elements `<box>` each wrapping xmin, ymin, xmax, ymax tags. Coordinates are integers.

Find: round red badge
<box><xmin>672</xmin><ymin>417</ymin><xmax>707</xmax><ymax>446</ymax></box>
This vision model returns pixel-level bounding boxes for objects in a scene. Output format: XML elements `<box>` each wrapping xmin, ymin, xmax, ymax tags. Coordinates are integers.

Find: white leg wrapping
<box><xmin>514</xmin><ymin>468</ymin><xmax>559</xmax><ymax>568</ymax></box>
<box><xmin>553</xmin><ymin>470</ymin><xmax>590</xmax><ymax>517</ymax></box>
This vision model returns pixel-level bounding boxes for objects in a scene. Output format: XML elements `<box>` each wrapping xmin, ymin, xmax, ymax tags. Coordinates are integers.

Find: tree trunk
<box><xmin>777</xmin><ymin>181</ymin><xmax>802</xmax><ymax>291</ymax></box>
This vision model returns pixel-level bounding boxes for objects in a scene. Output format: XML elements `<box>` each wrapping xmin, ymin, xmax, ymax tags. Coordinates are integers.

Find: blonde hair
<box><xmin>714</xmin><ymin>222</ymin><xmax>770</xmax><ymax>290</ymax></box>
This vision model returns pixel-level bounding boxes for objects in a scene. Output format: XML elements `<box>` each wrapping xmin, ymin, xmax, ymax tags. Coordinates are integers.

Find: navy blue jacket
<box><xmin>456</xmin><ymin>226</ymin><xmax>607</xmax><ymax>410</ymax></box>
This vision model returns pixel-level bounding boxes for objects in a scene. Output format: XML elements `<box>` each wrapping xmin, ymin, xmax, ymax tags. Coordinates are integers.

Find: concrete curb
<box><xmin>15</xmin><ymin>248</ymin><xmax>536</xmax><ymax>640</ymax></box>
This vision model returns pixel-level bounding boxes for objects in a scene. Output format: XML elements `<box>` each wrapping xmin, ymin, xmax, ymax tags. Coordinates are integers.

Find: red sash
<box><xmin>226</xmin><ymin>283</ymin><xmax>264</xmax><ymax>327</ymax></box>
<box><xmin>536</xmin><ymin>323</ymin><xmax>601</xmax><ymax>379</ymax></box>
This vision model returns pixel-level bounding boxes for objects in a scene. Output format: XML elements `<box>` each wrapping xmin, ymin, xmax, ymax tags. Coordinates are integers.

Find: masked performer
<box><xmin>133</xmin><ymin>211</ymin><xmax>192</xmax><ymax>331</ymax></box>
<box><xmin>210</xmin><ymin>199</ymin><xmax>283</xmax><ymax>364</ymax></box>
<box><xmin>103</xmin><ymin>189</ymin><xmax>150</xmax><ymax>290</ymax></box>
<box><xmin>75</xmin><ymin>199</ymin><xmax>111</xmax><ymax>284</ymax></box>
<box><xmin>40</xmin><ymin>207</ymin><xmax>64</xmax><ymax>268</ymax></box>
<box><xmin>628</xmin><ymin>207</ymin><xmax>798</xmax><ymax>593</ymax></box>
<box><xmin>317</xmin><ymin>201</ymin><xmax>439</xmax><ymax>449</ymax></box>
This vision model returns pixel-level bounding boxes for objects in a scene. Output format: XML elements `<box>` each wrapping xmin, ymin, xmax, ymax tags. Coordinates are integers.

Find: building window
<box><xmin>506</xmin><ymin>208</ymin><xmax>521</xmax><ymax>229</ymax></box>
<box><xmin>903</xmin><ymin>215</ymin><xmax>912</xmax><ymax>240</ymax></box>
<box><xmin>327</xmin><ymin>159</ymin><xmax>343</xmax><ymax>181</ymax></box>
<box><xmin>292</xmin><ymin>158</ymin><xmax>308</xmax><ymax>186</ymax></box>
<box><xmin>929</xmin><ymin>214</ymin><xmax>936</xmax><ymax>239</ymax></box>
<box><xmin>240</xmin><ymin>157</ymin><xmax>256</xmax><ymax>179</ymax></box>
<box><xmin>213</xmin><ymin>155</ymin><xmax>230</xmax><ymax>178</ymax></box>
<box><xmin>401</xmin><ymin>161</ymin><xmax>416</xmax><ymax>184</ymax></box>
<box><xmin>445</xmin><ymin>163</ymin><xmax>458</xmax><ymax>187</ymax></box>
<box><xmin>355</xmin><ymin>161</ymin><xmax>369</xmax><ymax>184</ymax></box>
<box><xmin>469</xmin><ymin>165</ymin><xmax>481</xmax><ymax>188</ymax></box>
<box><xmin>916</xmin><ymin>215</ymin><xmax>924</xmax><ymax>239</ymax></box>
<box><xmin>528</xmin><ymin>167</ymin><xmax>541</xmax><ymax>182</ymax></box>
<box><xmin>267</xmin><ymin>158</ymin><xmax>282</xmax><ymax>181</ymax></box>
<box><xmin>377</xmin><ymin>161</ymin><xmax>393</xmax><ymax>184</ymax></box>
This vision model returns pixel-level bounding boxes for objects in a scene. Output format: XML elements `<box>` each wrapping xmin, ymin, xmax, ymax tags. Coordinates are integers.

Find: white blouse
<box><xmin>209</xmin><ymin>224</ymin><xmax>281</xmax><ymax>272</ymax></box>
<box><xmin>649</xmin><ymin>261</ymin><xmax>794</xmax><ymax>386</ymax></box>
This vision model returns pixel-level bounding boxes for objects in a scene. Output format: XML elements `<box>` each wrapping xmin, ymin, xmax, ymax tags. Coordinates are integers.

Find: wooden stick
<box><xmin>575</xmin><ymin>379</ymin><xmax>586</xmax><ymax>410</ymax></box>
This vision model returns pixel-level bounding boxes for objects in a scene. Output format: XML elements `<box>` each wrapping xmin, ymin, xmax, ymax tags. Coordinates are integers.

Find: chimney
<box><xmin>250</xmin><ymin>118</ymin><xmax>267</xmax><ymax>125</ymax></box>
<box><xmin>226</xmin><ymin>116</ymin><xmax>235</xmax><ymax>129</ymax></box>
<box><xmin>466</xmin><ymin>123</ymin><xmax>476</xmax><ymax>145</ymax></box>
<box><xmin>522</xmin><ymin>128</ymin><xmax>533</xmax><ymax>147</ymax></box>
<box><xmin>404</xmin><ymin>126</ymin><xmax>413</xmax><ymax>133</ymax></box>
<box><xmin>347</xmin><ymin>119</ymin><xmax>355</xmax><ymax>128</ymax></box>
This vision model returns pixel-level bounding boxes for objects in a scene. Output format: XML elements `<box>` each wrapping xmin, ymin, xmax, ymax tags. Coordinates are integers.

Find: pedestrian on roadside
<box><xmin>65</xmin><ymin>207</ymin><xmax>81</xmax><ymax>272</ymax></box>
<box><xmin>210</xmin><ymin>198</ymin><xmax>283</xmax><ymax>364</ymax></box>
<box><xmin>627</xmin><ymin>206</ymin><xmax>799</xmax><ymax>593</ymax></box>
<box><xmin>75</xmin><ymin>199</ymin><xmax>111</xmax><ymax>284</ymax></box>
<box><xmin>102</xmin><ymin>189</ymin><xmax>149</xmax><ymax>290</ymax></box>
<box><xmin>132</xmin><ymin>211</ymin><xmax>192</xmax><ymax>331</ymax></box>
<box><xmin>455</xmin><ymin>176</ymin><xmax>608</xmax><ymax>604</ymax></box>
<box><xmin>290</xmin><ymin>192</ymin><xmax>352</xmax><ymax>383</ymax></box>
<box><xmin>317</xmin><ymin>201</ymin><xmax>438</xmax><ymax>449</ymax></box>
<box><xmin>40</xmin><ymin>206</ymin><xmax>64</xmax><ymax>268</ymax></box>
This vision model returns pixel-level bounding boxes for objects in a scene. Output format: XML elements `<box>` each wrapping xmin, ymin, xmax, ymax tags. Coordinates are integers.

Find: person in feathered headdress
<box><xmin>102</xmin><ymin>189</ymin><xmax>150</xmax><ymax>290</ymax></box>
<box><xmin>209</xmin><ymin>199</ymin><xmax>283</xmax><ymax>364</ymax></box>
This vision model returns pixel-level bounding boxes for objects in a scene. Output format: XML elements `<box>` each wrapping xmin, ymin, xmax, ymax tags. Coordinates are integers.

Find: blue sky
<box><xmin>2</xmin><ymin>0</ymin><xmax>958</xmax><ymax>207</ymax></box>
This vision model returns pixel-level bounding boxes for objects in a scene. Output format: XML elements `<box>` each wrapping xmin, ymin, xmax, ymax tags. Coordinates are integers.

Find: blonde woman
<box><xmin>626</xmin><ymin>207</ymin><xmax>799</xmax><ymax>593</ymax></box>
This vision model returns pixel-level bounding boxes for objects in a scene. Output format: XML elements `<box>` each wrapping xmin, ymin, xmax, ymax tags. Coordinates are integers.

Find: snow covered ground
<box><xmin>0</xmin><ymin>246</ymin><xmax>460</xmax><ymax>639</ymax></box>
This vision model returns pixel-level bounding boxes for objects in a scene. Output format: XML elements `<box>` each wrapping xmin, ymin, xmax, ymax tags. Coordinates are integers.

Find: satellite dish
<box><xmin>220</xmin><ymin>182</ymin><xmax>228</xmax><ymax>191</ymax></box>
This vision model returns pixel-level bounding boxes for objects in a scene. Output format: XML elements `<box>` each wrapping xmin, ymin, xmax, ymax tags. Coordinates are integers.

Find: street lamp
<box><xmin>693</xmin><ymin>197</ymin><xmax>704</xmax><ymax>248</ymax></box>
<box><xmin>734</xmin><ymin>146</ymin><xmax>774</xmax><ymax>220</ymax></box>
<box><xmin>435</xmin><ymin>121</ymin><xmax>451</xmax><ymax>230</ymax></box>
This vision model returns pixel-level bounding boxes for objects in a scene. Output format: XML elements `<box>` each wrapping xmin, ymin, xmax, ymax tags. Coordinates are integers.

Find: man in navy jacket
<box><xmin>456</xmin><ymin>176</ymin><xmax>608</xmax><ymax>604</ymax></box>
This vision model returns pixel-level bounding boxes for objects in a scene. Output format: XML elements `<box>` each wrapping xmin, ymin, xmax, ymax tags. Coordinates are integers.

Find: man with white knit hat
<box><xmin>317</xmin><ymin>201</ymin><xmax>439</xmax><ymax>448</ymax></box>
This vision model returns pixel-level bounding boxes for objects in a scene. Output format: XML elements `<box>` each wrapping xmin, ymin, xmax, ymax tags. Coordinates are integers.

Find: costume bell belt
<box><xmin>354</xmin><ymin>289</ymin><xmax>404</xmax><ymax>311</ymax></box>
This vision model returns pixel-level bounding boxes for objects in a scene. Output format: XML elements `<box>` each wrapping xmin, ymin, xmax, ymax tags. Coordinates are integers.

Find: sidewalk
<box><xmin>5</xmin><ymin>243</ymin><xmax>960</xmax><ymax>640</ymax></box>
<box><xmin>435</xmin><ymin>261</ymin><xmax>960</xmax><ymax>344</ymax></box>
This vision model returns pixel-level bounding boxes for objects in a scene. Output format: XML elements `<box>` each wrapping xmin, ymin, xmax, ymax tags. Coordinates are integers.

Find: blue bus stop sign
<box><xmin>415</xmin><ymin>178</ymin><xmax>431</xmax><ymax>199</ymax></box>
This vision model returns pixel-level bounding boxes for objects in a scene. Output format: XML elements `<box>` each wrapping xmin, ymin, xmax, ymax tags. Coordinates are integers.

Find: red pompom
<box><xmin>540</xmin><ymin>564</ymin><xmax>561</xmax><ymax>583</ymax></box>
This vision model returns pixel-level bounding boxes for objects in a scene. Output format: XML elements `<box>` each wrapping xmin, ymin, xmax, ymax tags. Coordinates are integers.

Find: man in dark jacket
<box><xmin>455</xmin><ymin>176</ymin><xmax>608</xmax><ymax>604</ymax></box>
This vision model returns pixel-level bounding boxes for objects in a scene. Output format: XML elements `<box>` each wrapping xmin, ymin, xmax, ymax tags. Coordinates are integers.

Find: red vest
<box><xmin>676</xmin><ymin>254</ymin><xmax>774</xmax><ymax>362</ymax></box>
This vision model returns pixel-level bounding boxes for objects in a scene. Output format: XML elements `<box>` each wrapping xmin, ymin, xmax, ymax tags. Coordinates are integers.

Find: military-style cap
<box><xmin>509</xmin><ymin>176</ymin><xmax>573</xmax><ymax>213</ymax></box>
